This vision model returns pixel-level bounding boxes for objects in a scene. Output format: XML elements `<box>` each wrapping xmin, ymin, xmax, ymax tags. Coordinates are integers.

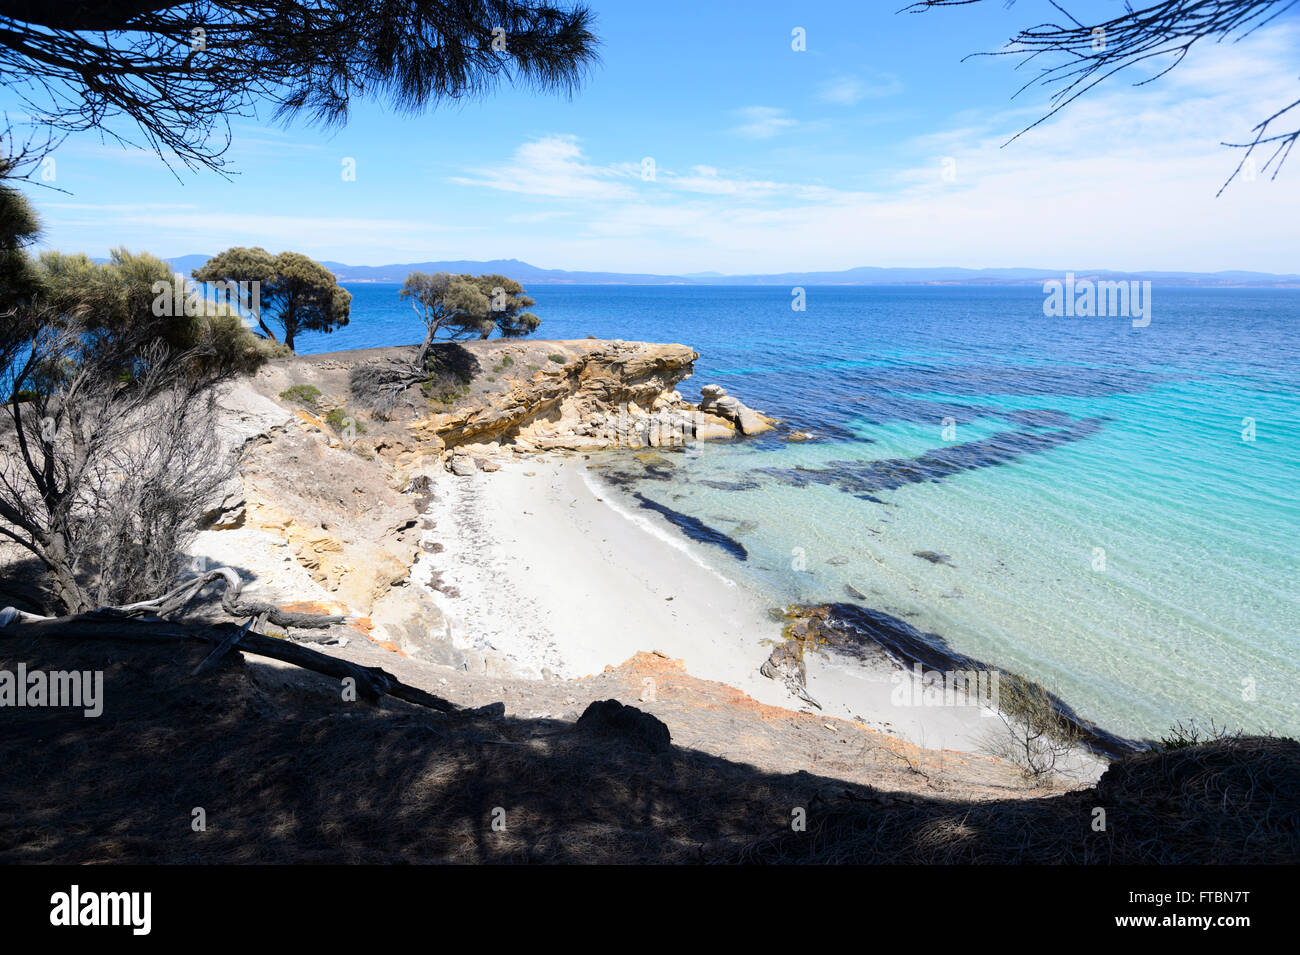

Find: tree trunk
<box><xmin>43</xmin><ymin>529</ymin><xmax>91</xmax><ymax>615</ymax></box>
<box><xmin>282</xmin><ymin>300</ymin><xmax>296</xmax><ymax>352</ymax></box>
<box><xmin>415</xmin><ymin>325</ymin><xmax>436</xmax><ymax>372</ymax></box>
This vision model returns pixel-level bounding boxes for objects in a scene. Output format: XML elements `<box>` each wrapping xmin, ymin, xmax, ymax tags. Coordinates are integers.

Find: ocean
<box><xmin>305</xmin><ymin>282</ymin><xmax>1300</xmax><ymax>743</ymax></box>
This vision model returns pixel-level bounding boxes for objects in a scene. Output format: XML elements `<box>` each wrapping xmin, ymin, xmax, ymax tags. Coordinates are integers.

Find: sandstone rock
<box><xmin>200</xmin><ymin>482</ymin><xmax>247</xmax><ymax>529</ymax></box>
<box><xmin>449</xmin><ymin>455</ymin><xmax>478</xmax><ymax>476</ymax></box>
<box><xmin>734</xmin><ymin>407</ymin><xmax>774</xmax><ymax>436</ymax></box>
<box><xmin>214</xmin><ymin>379</ymin><xmax>295</xmax><ymax>447</ymax></box>
<box><xmin>699</xmin><ymin>384</ymin><xmax>727</xmax><ymax>401</ymax></box>
<box><xmin>574</xmin><ymin>699</ymin><xmax>672</xmax><ymax>753</ymax></box>
<box><xmin>694</xmin><ymin>414</ymin><xmax>736</xmax><ymax>441</ymax></box>
<box><xmin>698</xmin><ymin>384</ymin><xmax>775</xmax><ymax>436</ymax></box>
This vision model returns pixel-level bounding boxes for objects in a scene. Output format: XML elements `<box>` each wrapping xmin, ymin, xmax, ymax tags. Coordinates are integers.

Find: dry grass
<box><xmin>1</xmin><ymin>628</ymin><xmax>1295</xmax><ymax>864</ymax></box>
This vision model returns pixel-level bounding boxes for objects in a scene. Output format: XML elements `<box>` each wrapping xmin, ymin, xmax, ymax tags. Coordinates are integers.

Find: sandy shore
<box><xmin>413</xmin><ymin>454</ymin><xmax>787</xmax><ymax>699</ymax></box>
<box><xmin>412</xmin><ymin>453</ymin><xmax>1036</xmax><ymax>758</ymax></box>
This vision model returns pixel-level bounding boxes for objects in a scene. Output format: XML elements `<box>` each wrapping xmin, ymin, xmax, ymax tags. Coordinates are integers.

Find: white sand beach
<box><xmin>413</xmin><ymin>452</ymin><xmax>1026</xmax><ymax>758</ymax></box>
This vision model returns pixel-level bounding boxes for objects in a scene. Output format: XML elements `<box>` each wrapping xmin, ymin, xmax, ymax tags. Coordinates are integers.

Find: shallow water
<box><xmin>314</xmin><ymin>283</ymin><xmax>1300</xmax><ymax>742</ymax></box>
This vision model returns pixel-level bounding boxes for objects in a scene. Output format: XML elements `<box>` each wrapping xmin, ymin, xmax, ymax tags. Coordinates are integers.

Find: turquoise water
<box><xmin>310</xmin><ymin>283</ymin><xmax>1300</xmax><ymax>742</ymax></box>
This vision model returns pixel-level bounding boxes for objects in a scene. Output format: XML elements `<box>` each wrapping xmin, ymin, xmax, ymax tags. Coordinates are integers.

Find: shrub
<box><xmin>253</xmin><ymin>338</ymin><xmax>294</xmax><ymax>361</ymax></box>
<box><xmin>421</xmin><ymin>380</ymin><xmax>472</xmax><ymax>407</ymax></box>
<box><xmin>981</xmin><ymin>674</ymin><xmax>1083</xmax><ymax>781</ymax></box>
<box><xmin>325</xmin><ymin>407</ymin><xmax>365</xmax><ymax>435</ymax></box>
<box><xmin>279</xmin><ymin>384</ymin><xmax>322</xmax><ymax>408</ymax></box>
<box><xmin>548</xmin><ymin>354</ymin><xmax>566</xmax><ymax>364</ymax></box>
<box><xmin>1160</xmin><ymin>719</ymin><xmax>1245</xmax><ymax>750</ymax></box>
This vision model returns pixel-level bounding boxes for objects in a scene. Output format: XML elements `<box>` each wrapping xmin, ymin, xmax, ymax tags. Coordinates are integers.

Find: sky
<box><xmin>6</xmin><ymin>0</ymin><xmax>1300</xmax><ymax>273</ymax></box>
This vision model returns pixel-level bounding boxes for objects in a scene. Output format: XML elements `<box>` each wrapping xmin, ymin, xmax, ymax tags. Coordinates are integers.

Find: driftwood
<box><xmin>4</xmin><ymin>612</ymin><xmax>460</xmax><ymax>714</ymax></box>
<box><xmin>113</xmin><ymin>567</ymin><xmax>345</xmax><ymax>630</ymax></box>
<box><xmin>192</xmin><ymin>616</ymin><xmax>255</xmax><ymax>675</ymax></box>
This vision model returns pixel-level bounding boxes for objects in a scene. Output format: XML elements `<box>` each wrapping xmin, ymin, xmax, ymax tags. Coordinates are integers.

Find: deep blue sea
<box><xmin>306</xmin><ymin>283</ymin><xmax>1300</xmax><ymax>742</ymax></box>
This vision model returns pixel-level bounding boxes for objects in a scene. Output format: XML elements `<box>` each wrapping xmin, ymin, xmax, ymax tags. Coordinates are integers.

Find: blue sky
<box><xmin>8</xmin><ymin>0</ymin><xmax>1300</xmax><ymax>272</ymax></box>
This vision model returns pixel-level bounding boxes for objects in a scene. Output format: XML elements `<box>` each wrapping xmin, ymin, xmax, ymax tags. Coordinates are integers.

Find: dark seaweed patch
<box><xmin>842</xmin><ymin>363</ymin><xmax>1159</xmax><ymax>399</ymax></box>
<box><xmin>755</xmin><ymin>416</ymin><xmax>1108</xmax><ymax>495</ymax></box>
<box><xmin>1003</xmin><ymin>407</ymin><xmax>1076</xmax><ymax>428</ymax></box>
<box><xmin>798</xmin><ymin>602</ymin><xmax>1140</xmax><ymax>758</ymax></box>
<box><xmin>632</xmin><ymin>492</ymin><xmax>748</xmax><ymax>561</ymax></box>
<box><xmin>698</xmin><ymin>478</ymin><xmax>762</xmax><ymax>491</ymax></box>
<box><xmin>849</xmin><ymin>395</ymin><xmax>1002</xmax><ymax>427</ymax></box>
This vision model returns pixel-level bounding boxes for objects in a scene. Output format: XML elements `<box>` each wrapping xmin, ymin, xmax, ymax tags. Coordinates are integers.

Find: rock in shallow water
<box><xmin>697</xmin><ymin>384</ymin><xmax>775</xmax><ymax>436</ymax></box>
<box><xmin>913</xmin><ymin>550</ymin><xmax>956</xmax><ymax>567</ymax></box>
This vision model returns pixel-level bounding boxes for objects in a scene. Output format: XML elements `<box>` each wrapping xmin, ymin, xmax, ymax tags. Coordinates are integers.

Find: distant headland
<box><xmin>137</xmin><ymin>256</ymin><xmax>1300</xmax><ymax>289</ymax></box>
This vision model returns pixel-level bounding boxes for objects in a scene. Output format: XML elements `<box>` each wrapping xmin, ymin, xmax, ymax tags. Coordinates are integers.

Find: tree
<box><xmin>0</xmin><ymin>320</ymin><xmax>240</xmax><ymax>614</ymax></box>
<box><xmin>0</xmin><ymin>248</ymin><xmax>275</xmax><ymax>613</ymax></box>
<box><xmin>907</xmin><ymin>0</ymin><xmax>1298</xmax><ymax>191</ymax></box>
<box><xmin>35</xmin><ymin>248</ymin><xmax>269</xmax><ymax>378</ymax></box>
<box><xmin>0</xmin><ymin>0</ymin><xmax>599</xmax><ymax>175</ymax></box>
<box><xmin>194</xmin><ymin>247</ymin><xmax>352</xmax><ymax>352</ymax></box>
<box><xmin>0</xmin><ymin>158</ymin><xmax>39</xmax><ymax>317</ymax></box>
<box><xmin>350</xmin><ymin>272</ymin><xmax>536</xmax><ymax>417</ymax></box>
<box><xmin>400</xmin><ymin>271</ymin><xmax>539</xmax><ymax>367</ymax></box>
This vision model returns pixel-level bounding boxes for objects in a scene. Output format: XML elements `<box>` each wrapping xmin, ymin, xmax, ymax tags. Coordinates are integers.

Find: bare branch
<box><xmin>905</xmin><ymin>0</ymin><xmax>1300</xmax><ymax>189</ymax></box>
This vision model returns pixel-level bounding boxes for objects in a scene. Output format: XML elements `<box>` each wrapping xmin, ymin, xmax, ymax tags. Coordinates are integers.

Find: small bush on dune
<box><xmin>279</xmin><ymin>384</ymin><xmax>322</xmax><ymax>408</ymax></box>
<box><xmin>325</xmin><ymin>407</ymin><xmax>365</xmax><ymax>435</ymax></box>
<box><xmin>982</xmin><ymin>675</ymin><xmax>1083</xmax><ymax>781</ymax></box>
<box><xmin>1160</xmin><ymin>718</ymin><xmax>1247</xmax><ymax>750</ymax></box>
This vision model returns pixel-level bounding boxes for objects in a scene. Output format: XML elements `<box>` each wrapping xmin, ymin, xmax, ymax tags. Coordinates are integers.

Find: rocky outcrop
<box><xmin>199</xmin><ymin>340</ymin><xmax>775</xmax><ymax>659</ymax></box>
<box><xmin>203</xmin><ymin>386</ymin><xmax>449</xmax><ymax>656</ymax></box>
<box><xmin>398</xmin><ymin>341</ymin><xmax>756</xmax><ymax>462</ymax></box>
<box><xmin>344</xmin><ymin>341</ymin><xmax>779</xmax><ymax>473</ymax></box>
<box><xmin>698</xmin><ymin>384</ymin><xmax>775</xmax><ymax>436</ymax></box>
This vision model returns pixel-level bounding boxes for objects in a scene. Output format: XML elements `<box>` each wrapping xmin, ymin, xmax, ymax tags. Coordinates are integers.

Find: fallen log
<box><xmin>112</xmin><ymin>567</ymin><xmax>346</xmax><ymax>630</ymax></box>
<box><xmin>4</xmin><ymin>613</ymin><xmax>459</xmax><ymax>714</ymax></box>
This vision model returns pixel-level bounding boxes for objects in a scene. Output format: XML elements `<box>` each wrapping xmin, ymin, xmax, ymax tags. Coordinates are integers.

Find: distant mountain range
<box><xmin>153</xmin><ymin>255</ymin><xmax>1300</xmax><ymax>288</ymax></box>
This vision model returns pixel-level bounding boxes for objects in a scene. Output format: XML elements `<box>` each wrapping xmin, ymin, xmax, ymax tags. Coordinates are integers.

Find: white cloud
<box><xmin>818</xmin><ymin>74</ymin><xmax>903</xmax><ymax>106</ymax></box>
<box><xmin>38</xmin><ymin>24</ymin><xmax>1299</xmax><ymax>273</ymax></box>
<box><xmin>729</xmin><ymin>106</ymin><xmax>799</xmax><ymax>140</ymax></box>
<box><xmin>458</xmin><ymin>25</ymin><xmax>1300</xmax><ymax>273</ymax></box>
<box><xmin>450</xmin><ymin>134</ymin><xmax>635</xmax><ymax>199</ymax></box>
